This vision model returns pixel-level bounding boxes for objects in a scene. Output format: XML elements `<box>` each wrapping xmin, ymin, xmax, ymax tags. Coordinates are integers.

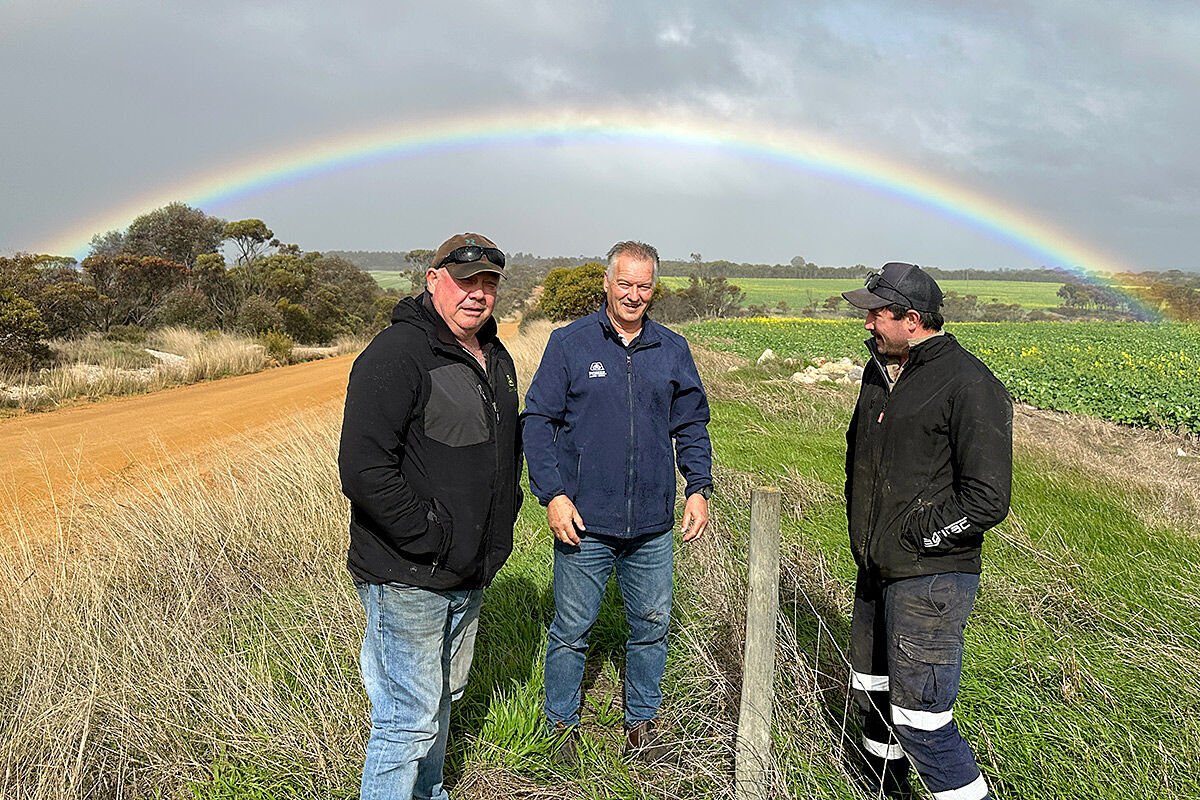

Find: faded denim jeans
<box><xmin>356</xmin><ymin>582</ymin><xmax>482</xmax><ymax>800</ymax></box>
<box><xmin>544</xmin><ymin>529</ymin><xmax>673</xmax><ymax>728</ymax></box>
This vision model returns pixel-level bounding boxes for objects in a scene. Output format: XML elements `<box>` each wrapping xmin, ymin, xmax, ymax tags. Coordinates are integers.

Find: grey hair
<box><xmin>605</xmin><ymin>241</ymin><xmax>659</xmax><ymax>282</ymax></box>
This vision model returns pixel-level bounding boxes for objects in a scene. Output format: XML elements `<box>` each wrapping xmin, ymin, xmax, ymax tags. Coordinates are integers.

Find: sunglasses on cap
<box><xmin>436</xmin><ymin>245</ymin><xmax>505</xmax><ymax>270</ymax></box>
<box><xmin>865</xmin><ymin>270</ymin><xmax>913</xmax><ymax>309</ymax></box>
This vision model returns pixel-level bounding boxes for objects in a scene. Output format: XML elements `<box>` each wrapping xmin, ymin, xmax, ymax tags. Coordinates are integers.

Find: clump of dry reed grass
<box><xmin>0</xmin><ymin>407</ymin><xmax>363</xmax><ymax>799</ymax></box>
<box><xmin>0</xmin><ymin>329</ymin><xmax>271</xmax><ymax>412</ymax></box>
<box><xmin>666</xmin><ymin>464</ymin><xmax>860</xmax><ymax>800</ymax></box>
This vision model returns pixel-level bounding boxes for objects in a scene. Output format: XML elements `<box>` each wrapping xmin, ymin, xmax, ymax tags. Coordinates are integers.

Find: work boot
<box><xmin>549</xmin><ymin>722</ymin><xmax>579</xmax><ymax>768</ymax></box>
<box><xmin>624</xmin><ymin>719</ymin><xmax>674</xmax><ymax>765</ymax></box>
<box><xmin>857</xmin><ymin>751</ymin><xmax>913</xmax><ymax>799</ymax></box>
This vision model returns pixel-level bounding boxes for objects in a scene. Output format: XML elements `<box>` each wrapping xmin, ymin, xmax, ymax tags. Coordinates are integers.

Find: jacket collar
<box><xmin>595</xmin><ymin>303</ymin><xmax>661</xmax><ymax>347</ymax></box>
<box><xmin>409</xmin><ymin>291</ymin><xmax>499</xmax><ymax>353</ymax></box>
<box><xmin>864</xmin><ymin>331</ymin><xmax>956</xmax><ymax>380</ymax></box>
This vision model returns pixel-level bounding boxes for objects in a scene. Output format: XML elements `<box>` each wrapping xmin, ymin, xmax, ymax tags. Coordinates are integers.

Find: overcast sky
<box><xmin>2</xmin><ymin>1</ymin><xmax>1196</xmax><ymax>272</ymax></box>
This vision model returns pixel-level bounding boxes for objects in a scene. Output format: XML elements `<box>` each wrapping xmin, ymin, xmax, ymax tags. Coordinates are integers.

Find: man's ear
<box><xmin>905</xmin><ymin>309</ymin><xmax>922</xmax><ymax>329</ymax></box>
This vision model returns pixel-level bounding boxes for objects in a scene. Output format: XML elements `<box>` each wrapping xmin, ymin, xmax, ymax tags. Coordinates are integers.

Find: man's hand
<box><xmin>547</xmin><ymin>494</ymin><xmax>585</xmax><ymax>545</ymax></box>
<box><xmin>680</xmin><ymin>493</ymin><xmax>710</xmax><ymax>542</ymax></box>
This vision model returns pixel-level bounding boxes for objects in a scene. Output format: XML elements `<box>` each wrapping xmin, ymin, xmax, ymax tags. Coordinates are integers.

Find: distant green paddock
<box><xmin>660</xmin><ymin>277</ymin><xmax>1064</xmax><ymax>309</ymax></box>
<box><xmin>367</xmin><ymin>270</ymin><xmax>411</xmax><ymax>291</ymax></box>
<box><xmin>683</xmin><ymin>318</ymin><xmax>1200</xmax><ymax>431</ymax></box>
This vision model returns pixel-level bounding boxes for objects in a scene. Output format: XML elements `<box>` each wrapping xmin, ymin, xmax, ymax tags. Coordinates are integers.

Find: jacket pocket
<box><xmin>899</xmin><ymin>498</ymin><xmax>933</xmax><ymax>554</ymax></box>
<box><xmin>876</xmin><ymin>495</ymin><xmax>926</xmax><ymax>557</ymax></box>
<box><xmin>399</xmin><ymin>497</ymin><xmax>452</xmax><ymax>565</ymax></box>
<box><xmin>425</xmin><ymin>364</ymin><xmax>490</xmax><ymax>447</ymax></box>
<box><xmin>428</xmin><ymin>496</ymin><xmax>454</xmax><ymax>568</ymax></box>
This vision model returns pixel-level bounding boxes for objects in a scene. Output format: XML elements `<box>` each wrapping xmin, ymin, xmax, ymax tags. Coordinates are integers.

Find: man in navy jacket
<box><xmin>522</xmin><ymin>240</ymin><xmax>713</xmax><ymax>763</ymax></box>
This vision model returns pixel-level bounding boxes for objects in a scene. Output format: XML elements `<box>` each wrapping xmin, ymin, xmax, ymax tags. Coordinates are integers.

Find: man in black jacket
<box><xmin>842</xmin><ymin>262</ymin><xmax>1012</xmax><ymax>800</ymax></box>
<box><xmin>339</xmin><ymin>232</ymin><xmax>522</xmax><ymax>800</ymax></box>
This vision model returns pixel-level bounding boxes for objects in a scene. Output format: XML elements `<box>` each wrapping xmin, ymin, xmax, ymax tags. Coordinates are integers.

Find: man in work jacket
<box><xmin>842</xmin><ymin>262</ymin><xmax>1012</xmax><ymax>800</ymax></box>
<box><xmin>339</xmin><ymin>232</ymin><xmax>522</xmax><ymax>800</ymax></box>
<box><xmin>522</xmin><ymin>240</ymin><xmax>713</xmax><ymax>765</ymax></box>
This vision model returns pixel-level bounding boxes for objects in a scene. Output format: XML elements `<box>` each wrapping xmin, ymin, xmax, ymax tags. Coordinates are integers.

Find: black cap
<box><xmin>842</xmin><ymin>262</ymin><xmax>943</xmax><ymax>312</ymax></box>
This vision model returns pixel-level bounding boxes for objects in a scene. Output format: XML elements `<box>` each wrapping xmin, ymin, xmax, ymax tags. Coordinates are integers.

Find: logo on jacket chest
<box><xmin>588</xmin><ymin>361</ymin><xmax>607</xmax><ymax>379</ymax></box>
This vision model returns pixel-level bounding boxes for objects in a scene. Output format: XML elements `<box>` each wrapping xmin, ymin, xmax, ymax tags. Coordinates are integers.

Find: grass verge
<box><xmin>1</xmin><ymin>324</ymin><xmax>1196</xmax><ymax>798</ymax></box>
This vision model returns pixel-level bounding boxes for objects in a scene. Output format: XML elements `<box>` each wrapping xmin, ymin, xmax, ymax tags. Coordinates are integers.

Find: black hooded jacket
<box><xmin>845</xmin><ymin>332</ymin><xmax>1012</xmax><ymax>580</ymax></box>
<box><xmin>339</xmin><ymin>293</ymin><xmax>521</xmax><ymax>589</ymax></box>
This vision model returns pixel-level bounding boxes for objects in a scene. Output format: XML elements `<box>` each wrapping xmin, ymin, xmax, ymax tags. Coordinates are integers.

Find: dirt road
<box><xmin>2</xmin><ymin>322</ymin><xmax>523</xmax><ymax>533</ymax></box>
<box><xmin>1</xmin><ymin>355</ymin><xmax>354</xmax><ymax>529</ymax></box>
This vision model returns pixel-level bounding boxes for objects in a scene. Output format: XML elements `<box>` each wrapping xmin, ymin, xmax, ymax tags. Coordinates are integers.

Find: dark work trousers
<box><xmin>850</xmin><ymin>570</ymin><xmax>991</xmax><ymax>800</ymax></box>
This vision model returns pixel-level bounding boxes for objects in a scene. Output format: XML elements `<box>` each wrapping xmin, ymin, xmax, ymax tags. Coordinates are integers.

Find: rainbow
<box><xmin>39</xmin><ymin>109</ymin><xmax>1127</xmax><ymax>280</ymax></box>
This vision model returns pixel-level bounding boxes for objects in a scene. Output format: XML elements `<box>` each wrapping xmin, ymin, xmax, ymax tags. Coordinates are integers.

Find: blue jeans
<box><xmin>851</xmin><ymin>571</ymin><xmax>989</xmax><ymax>800</ymax></box>
<box><xmin>544</xmin><ymin>530</ymin><xmax>673</xmax><ymax>728</ymax></box>
<box><xmin>356</xmin><ymin>582</ymin><xmax>482</xmax><ymax>800</ymax></box>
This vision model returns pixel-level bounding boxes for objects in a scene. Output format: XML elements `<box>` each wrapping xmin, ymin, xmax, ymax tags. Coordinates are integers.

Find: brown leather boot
<box><xmin>550</xmin><ymin>722</ymin><xmax>579</xmax><ymax>768</ymax></box>
<box><xmin>624</xmin><ymin>719</ymin><xmax>675</xmax><ymax>765</ymax></box>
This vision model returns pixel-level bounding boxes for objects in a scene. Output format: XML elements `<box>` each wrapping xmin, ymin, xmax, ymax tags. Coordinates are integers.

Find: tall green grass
<box><xmin>700</xmin><ymin>358</ymin><xmax>1200</xmax><ymax>799</ymax></box>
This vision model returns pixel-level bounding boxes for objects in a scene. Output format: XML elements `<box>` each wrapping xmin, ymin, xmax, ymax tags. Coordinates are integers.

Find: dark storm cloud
<box><xmin>0</xmin><ymin>0</ymin><xmax>1195</xmax><ymax>268</ymax></box>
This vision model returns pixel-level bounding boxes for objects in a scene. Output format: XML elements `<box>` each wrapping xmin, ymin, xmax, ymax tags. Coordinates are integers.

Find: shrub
<box><xmin>153</xmin><ymin>287</ymin><xmax>219</xmax><ymax>329</ymax></box>
<box><xmin>236</xmin><ymin>295</ymin><xmax>284</xmax><ymax>335</ymax></box>
<box><xmin>104</xmin><ymin>325</ymin><xmax>147</xmax><ymax>344</ymax></box>
<box><xmin>538</xmin><ymin>263</ymin><xmax>606</xmax><ymax>321</ymax></box>
<box><xmin>276</xmin><ymin>299</ymin><xmax>320</xmax><ymax>344</ymax></box>
<box><xmin>0</xmin><ymin>289</ymin><xmax>52</xmax><ymax>369</ymax></box>
<box><xmin>258</xmin><ymin>331</ymin><xmax>294</xmax><ymax>365</ymax></box>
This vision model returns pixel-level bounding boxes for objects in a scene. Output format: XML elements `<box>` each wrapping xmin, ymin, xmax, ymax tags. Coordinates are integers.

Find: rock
<box><xmin>144</xmin><ymin>348</ymin><xmax>186</xmax><ymax>365</ymax></box>
<box><xmin>756</xmin><ymin>349</ymin><xmax>777</xmax><ymax>366</ymax></box>
<box><xmin>848</xmin><ymin>366</ymin><xmax>864</xmax><ymax>381</ymax></box>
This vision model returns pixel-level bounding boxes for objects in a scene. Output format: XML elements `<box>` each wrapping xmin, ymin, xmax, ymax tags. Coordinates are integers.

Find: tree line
<box><xmin>1</xmin><ymin>203</ymin><xmax>390</xmax><ymax>370</ymax></box>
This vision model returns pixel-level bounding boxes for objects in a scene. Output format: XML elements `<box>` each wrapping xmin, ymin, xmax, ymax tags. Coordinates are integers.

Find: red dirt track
<box><xmin>1</xmin><ymin>322</ymin><xmax>521</xmax><ymax>533</ymax></box>
<box><xmin>1</xmin><ymin>355</ymin><xmax>354</xmax><ymax>530</ymax></box>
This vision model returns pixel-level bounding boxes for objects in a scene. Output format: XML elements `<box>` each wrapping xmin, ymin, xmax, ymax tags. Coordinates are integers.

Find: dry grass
<box><xmin>0</xmin><ymin>407</ymin><xmax>364</xmax><ymax>799</ymax></box>
<box><xmin>0</xmin><ymin>329</ymin><xmax>270</xmax><ymax>412</ymax></box>
<box><xmin>505</xmin><ymin>319</ymin><xmax>557</xmax><ymax>383</ymax></box>
<box><xmin>1012</xmin><ymin>403</ymin><xmax>1200</xmax><ymax>530</ymax></box>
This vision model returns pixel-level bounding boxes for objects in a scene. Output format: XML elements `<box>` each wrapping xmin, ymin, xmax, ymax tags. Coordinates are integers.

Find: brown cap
<box><xmin>430</xmin><ymin>232</ymin><xmax>506</xmax><ymax>280</ymax></box>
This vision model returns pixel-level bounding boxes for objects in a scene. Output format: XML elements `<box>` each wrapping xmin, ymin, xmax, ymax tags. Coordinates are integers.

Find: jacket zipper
<box><xmin>625</xmin><ymin>349</ymin><xmax>635</xmax><ymax>535</ymax></box>
<box><xmin>862</xmin><ymin>342</ymin><xmax>924</xmax><ymax>569</ymax></box>
<box><xmin>862</xmin><ymin>346</ymin><xmax>889</xmax><ymax>562</ymax></box>
<box><xmin>429</xmin><ymin>342</ymin><xmax>502</xmax><ymax>579</ymax></box>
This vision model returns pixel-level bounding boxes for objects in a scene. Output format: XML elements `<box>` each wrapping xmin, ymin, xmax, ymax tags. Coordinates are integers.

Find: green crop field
<box><xmin>661</xmin><ymin>277</ymin><xmax>1065</xmax><ymax>309</ymax></box>
<box><xmin>367</xmin><ymin>270</ymin><xmax>411</xmax><ymax>291</ymax></box>
<box><xmin>683</xmin><ymin>318</ymin><xmax>1200</xmax><ymax>432</ymax></box>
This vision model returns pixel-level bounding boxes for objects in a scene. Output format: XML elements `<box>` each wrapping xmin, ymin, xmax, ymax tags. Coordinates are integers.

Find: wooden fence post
<box><xmin>735</xmin><ymin>486</ymin><xmax>782</xmax><ymax>800</ymax></box>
